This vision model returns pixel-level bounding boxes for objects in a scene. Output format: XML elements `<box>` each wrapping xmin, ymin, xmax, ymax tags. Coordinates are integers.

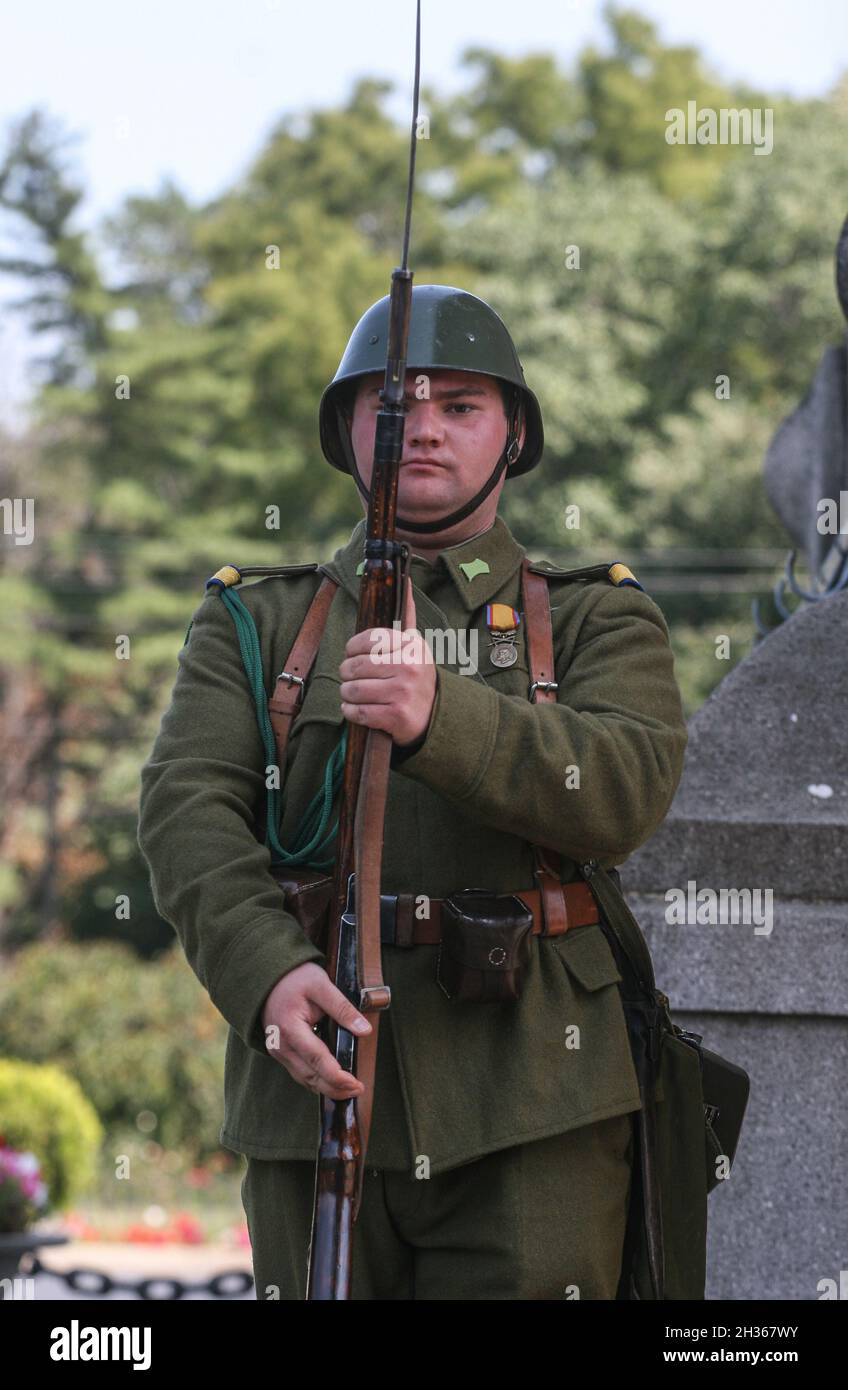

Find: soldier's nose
<box><xmin>406</xmin><ymin>408</ymin><xmax>444</xmax><ymax>448</ymax></box>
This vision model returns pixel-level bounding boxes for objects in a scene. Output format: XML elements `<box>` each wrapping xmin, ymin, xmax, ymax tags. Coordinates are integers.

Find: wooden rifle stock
<box><xmin>305</xmin><ymin>277</ymin><xmax>412</xmax><ymax>1300</ymax></box>
<box><xmin>306</xmin><ymin>2</ymin><xmax>422</xmax><ymax>1302</ymax></box>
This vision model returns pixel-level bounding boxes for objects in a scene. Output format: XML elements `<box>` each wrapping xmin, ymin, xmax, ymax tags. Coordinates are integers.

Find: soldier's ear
<box><xmin>506</xmin><ymin>388</ymin><xmax>525</xmax><ymax>462</ymax></box>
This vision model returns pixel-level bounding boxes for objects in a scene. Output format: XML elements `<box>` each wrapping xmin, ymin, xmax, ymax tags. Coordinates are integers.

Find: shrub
<box><xmin>0</xmin><ymin>941</ymin><xmax>227</xmax><ymax>1159</ymax></box>
<box><xmin>0</xmin><ymin>1058</ymin><xmax>102</xmax><ymax>1213</ymax></box>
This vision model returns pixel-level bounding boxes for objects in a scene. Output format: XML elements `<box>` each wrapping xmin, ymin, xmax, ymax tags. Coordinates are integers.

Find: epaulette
<box><xmin>526</xmin><ymin>559</ymin><xmax>644</xmax><ymax>592</ymax></box>
<box><xmin>205</xmin><ymin>562</ymin><xmax>319</xmax><ymax>593</ymax></box>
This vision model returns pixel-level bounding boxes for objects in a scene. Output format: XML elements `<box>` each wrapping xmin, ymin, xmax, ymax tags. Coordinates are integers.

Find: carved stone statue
<box><xmin>762</xmin><ymin>214</ymin><xmax>848</xmax><ymax>600</ymax></box>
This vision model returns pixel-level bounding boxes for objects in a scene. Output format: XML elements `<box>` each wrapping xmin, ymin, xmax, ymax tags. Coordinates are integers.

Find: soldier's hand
<box><xmin>260</xmin><ymin>962</ymin><xmax>372</xmax><ymax>1100</ymax></box>
<box><xmin>339</xmin><ymin>577</ymin><xmax>436</xmax><ymax>746</ymax></box>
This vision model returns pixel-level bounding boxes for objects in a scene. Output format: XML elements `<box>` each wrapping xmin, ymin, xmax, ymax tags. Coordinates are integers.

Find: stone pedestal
<box><xmin>624</xmin><ymin>592</ymin><xmax>848</xmax><ymax>1300</ymax></box>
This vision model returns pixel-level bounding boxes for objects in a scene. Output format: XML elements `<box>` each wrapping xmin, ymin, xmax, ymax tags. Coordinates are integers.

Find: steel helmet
<box><xmin>318</xmin><ymin>284</ymin><xmax>544</xmax><ymax>534</ymax></box>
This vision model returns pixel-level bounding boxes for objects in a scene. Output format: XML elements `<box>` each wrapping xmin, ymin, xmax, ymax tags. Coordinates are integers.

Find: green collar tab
<box><xmin>459</xmin><ymin>558</ymin><xmax>491</xmax><ymax>582</ymax></box>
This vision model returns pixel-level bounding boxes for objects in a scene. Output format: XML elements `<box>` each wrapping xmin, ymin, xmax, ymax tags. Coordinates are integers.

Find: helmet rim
<box><xmin>319</xmin><ymin>285</ymin><xmax>544</xmax><ymax>479</ymax></box>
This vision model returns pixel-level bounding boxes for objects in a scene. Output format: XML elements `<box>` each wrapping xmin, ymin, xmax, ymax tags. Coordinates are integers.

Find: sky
<box><xmin>0</xmin><ymin>0</ymin><xmax>846</xmax><ymax>431</ymax></box>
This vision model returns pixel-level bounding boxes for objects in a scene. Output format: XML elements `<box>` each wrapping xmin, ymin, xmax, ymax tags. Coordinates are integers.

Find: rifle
<box><xmin>305</xmin><ymin>0</ymin><xmax>422</xmax><ymax>1301</ymax></box>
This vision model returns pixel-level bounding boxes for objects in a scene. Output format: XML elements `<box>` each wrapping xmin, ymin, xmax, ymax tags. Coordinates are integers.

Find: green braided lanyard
<box><xmin>200</xmin><ymin>589</ymin><xmax>347</xmax><ymax>871</ymax></box>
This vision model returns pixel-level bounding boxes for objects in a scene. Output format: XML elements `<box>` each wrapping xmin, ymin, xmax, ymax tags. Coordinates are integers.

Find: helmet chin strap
<box><xmin>337</xmin><ymin>389</ymin><xmax>523</xmax><ymax>536</ymax></box>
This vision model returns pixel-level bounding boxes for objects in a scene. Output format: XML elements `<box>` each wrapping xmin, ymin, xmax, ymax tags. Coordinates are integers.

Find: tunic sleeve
<box><xmin>137</xmin><ymin>590</ymin><xmax>326</xmax><ymax>1056</ymax></box>
<box><xmin>391</xmin><ymin>583</ymin><xmax>689</xmax><ymax>864</ymax></box>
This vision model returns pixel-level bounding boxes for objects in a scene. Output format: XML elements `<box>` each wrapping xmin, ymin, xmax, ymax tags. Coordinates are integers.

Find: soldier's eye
<box><xmin>446</xmin><ymin>403</ymin><xmax>475</xmax><ymax>413</ymax></box>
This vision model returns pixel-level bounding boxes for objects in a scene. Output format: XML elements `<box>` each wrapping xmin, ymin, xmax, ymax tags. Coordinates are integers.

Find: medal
<box><xmin>490</xmin><ymin>640</ymin><xmax>517</xmax><ymax>668</ymax></box>
<box><xmin>486</xmin><ymin>603</ymin><xmax>520</xmax><ymax>669</ymax></box>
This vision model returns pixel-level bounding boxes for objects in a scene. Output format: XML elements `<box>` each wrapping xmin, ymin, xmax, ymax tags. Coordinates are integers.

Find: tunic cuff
<box><xmin>391</xmin><ymin>666</ymin><xmax>498</xmax><ymax>799</ymax></box>
<box><xmin>210</xmin><ymin>910</ymin><xmax>326</xmax><ymax>1057</ymax></box>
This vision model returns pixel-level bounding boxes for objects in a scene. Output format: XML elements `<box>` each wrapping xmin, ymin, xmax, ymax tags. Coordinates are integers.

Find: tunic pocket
<box><xmin>553</xmin><ymin>922</ymin><xmax>623</xmax><ymax>991</ymax></box>
<box><xmin>553</xmin><ymin>923</ymin><xmax>664</xmax><ymax>1103</ymax></box>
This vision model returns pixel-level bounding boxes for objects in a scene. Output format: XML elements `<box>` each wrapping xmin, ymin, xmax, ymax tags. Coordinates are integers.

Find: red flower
<box><xmin>170</xmin><ymin>1212</ymin><xmax>205</xmax><ymax>1244</ymax></box>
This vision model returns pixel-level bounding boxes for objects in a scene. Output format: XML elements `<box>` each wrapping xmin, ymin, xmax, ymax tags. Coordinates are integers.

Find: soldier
<box><xmin>137</xmin><ymin>284</ymin><xmax>689</xmax><ymax>1301</ymax></box>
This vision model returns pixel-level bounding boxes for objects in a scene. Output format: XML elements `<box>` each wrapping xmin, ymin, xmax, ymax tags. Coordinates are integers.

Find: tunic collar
<box><xmin>319</xmin><ymin>513</ymin><xmax>527</xmax><ymax>614</ymax></box>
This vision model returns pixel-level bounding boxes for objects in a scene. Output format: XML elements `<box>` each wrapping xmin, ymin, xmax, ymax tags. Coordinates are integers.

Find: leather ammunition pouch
<box><xmin>269</xmin><ymin>864</ymin><xmax>333</xmax><ymax>955</ymax></box>
<box><xmin>436</xmin><ymin>890</ymin><xmax>535</xmax><ymax>1002</ymax></box>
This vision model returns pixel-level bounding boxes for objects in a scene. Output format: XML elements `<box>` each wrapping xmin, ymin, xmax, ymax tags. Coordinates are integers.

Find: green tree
<box><xmin>1</xmin><ymin>10</ymin><xmax>846</xmax><ymax>950</ymax></box>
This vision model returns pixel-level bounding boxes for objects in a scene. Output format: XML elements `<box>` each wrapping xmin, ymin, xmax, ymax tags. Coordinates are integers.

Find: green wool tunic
<box><xmin>137</xmin><ymin>513</ymin><xmax>688</xmax><ymax>1176</ymax></box>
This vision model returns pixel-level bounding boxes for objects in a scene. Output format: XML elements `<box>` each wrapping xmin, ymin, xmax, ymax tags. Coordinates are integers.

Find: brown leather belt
<box><xmin>379</xmin><ymin>881</ymin><xmax>599</xmax><ymax>946</ymax></box>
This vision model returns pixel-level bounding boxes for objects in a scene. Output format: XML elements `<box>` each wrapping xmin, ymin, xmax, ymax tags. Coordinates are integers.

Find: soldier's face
<box><xmin>349</xmin><ymin>369</ymin><xmax>523</xmax><ymax>526</ymax></box>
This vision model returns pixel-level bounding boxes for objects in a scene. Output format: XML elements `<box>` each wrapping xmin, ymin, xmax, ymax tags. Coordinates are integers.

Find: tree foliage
<box><xmin>0</xmin><ymin>9</ymin><xmax>845</xmax><ymax>946</ymax></box>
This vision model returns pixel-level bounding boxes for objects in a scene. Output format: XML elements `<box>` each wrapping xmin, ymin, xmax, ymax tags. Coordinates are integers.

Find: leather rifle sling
<box><xmin>349</xmin><ymin>552</ymin><xmax>414</xmax><ymax>1208</ymax></box>
<box><xmin>520</xmin><ymin>558</ymin><xmax>569</xmax><ymax>935</ymax></box>
<box><xmin>267</xmin><ymin>575</ymin><xmax>339</xmax><ymax>771</ymax></box>
<box><xmin>351</xmin><ymin>726</ymin><xmax>392</xmax><ymax>1219</ymax></box>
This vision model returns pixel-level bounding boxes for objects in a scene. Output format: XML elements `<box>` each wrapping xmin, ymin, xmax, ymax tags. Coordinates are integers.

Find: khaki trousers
<box><xmin>241</xmin><ymin>1111</ymin><xmax>635</xmax><ymax>1300</ymax></box>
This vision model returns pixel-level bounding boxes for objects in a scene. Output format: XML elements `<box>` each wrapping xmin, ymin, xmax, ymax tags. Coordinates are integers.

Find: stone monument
<box><xmin>623</xmin><ymin>215</ymin><xmax>848</xmax><ymax>1300</ymax></box>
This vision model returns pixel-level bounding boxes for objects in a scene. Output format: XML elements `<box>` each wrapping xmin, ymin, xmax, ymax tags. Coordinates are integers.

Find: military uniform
<box><xmin>138</xmin><ymin>511</ymin><xmax>688</xmax><ymax>1299</ymax></box>
<box><xmin>138</xmin><ymin>282</ymin><xmax>689</xmax><ymax>1299</ymax></box>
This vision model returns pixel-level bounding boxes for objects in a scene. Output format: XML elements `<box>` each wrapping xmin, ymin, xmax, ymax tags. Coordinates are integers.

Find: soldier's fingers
<box><xmin>340</xmin><ymin>639</ymin><xmax>429</xmax><ymax>682</ymax></box>
<box><xmin>340</xmin><ymin>701</ymin><xmax>396</xmax><ymax>732</ymax></box>
<box><xmin>339</xmin><ymin>652</ymin><xmax>396</xmax><ymax>680</ymax></box>
<box><xmin>303</xmin><ymin>1069</ymin><xmax>364</xmax><ymax>1101</ymax></box>
<box><xmin>284</xmin><ymin>1028</ymin><xmax>364</xmax><ymax>1098</ymax></box>
<box><xmin>339</xmin><ymin>677</ymin><xmax>395</xmax><ymax>705</ymax></box>
<box><xmin>296</xmin><ymin>1062</ymin><xmax>363</xmax><ymax>1101</ymax></box>
<box><xmin>307</xmin><ymin>975</ymin><xmax>372</xmax><ymax>1036</ymax></box>
<box><xmin>344</xmin><ymin>627</ymin><xmax>384</xmax><ymax>658</ymax></box>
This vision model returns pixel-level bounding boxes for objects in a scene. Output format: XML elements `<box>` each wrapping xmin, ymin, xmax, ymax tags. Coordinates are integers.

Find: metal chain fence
<box><xmin>24</xmin><ymin>1255</ymin><xmax>254</xmax><ymax>1299</ymax></box>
